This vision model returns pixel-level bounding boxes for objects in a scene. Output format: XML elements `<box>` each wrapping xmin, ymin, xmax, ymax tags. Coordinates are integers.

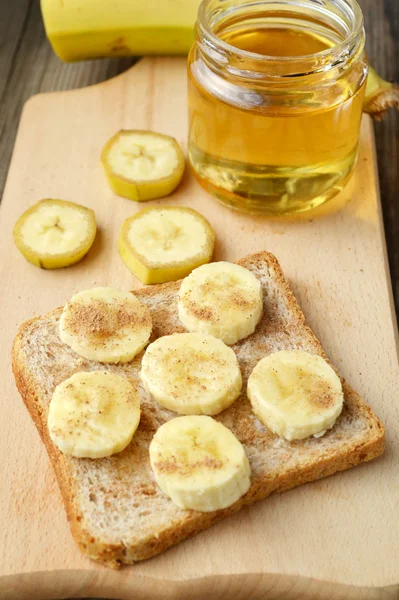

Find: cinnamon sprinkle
<box><xmin>66</xmin><ymin>299</ymin><xmax>150</xmax><ymax>339</ymax></box>
<box><xmin>155</xmin><ymin>455</ymin><xmax>224</xmax><ymax>477</ymax></box>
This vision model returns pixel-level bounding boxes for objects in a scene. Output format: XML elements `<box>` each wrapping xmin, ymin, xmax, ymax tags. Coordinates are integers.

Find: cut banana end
<box><xmin>60</xmin><ymin>287</ymin><xmax>152</xmax><ymax>363</ymax></box>
<box><xmin>48</xmin><ymin>371</ymin><xmax>141</xmax><ymax>458</ymax></box>
<box><xmin>178</xmin><ymin>262</ymin><xmax>263</xmax><ymax>345</ymax></box>
<box><xmin>101</xmin><ymin>130</ymin><xmax>185</xmax><ymax>201</ymax></box>
<box><xmin>13</xmin><ymin>199</ymin><xmax>96</xmax><ymax>269</ymax></box>
<box><xmin>150</xmin><ymin>415</ymin><xmax>251</xmax><ymax>512</ymax></box>
<box><xmin>118</xmin><ymin>206</ymin><xmax>215</xmax><ymax>284</ymax></box>
<box><xmin>364</xmin><ymin>67</ymin><xmax>399</xmax><ymax>121</ymax></box>
<box><xmin>247</xmin><ymin>350</ymin><xmax>344</xmax><ymax>441</ymax></box>
<box><xmin>141</xmin><ymin>333</ymin><xmax>242</xmax><ymax>415</ymax></box>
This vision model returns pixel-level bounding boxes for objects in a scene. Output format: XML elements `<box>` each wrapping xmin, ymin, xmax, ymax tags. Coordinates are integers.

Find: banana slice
<box><xmin>13</xmin><ymin>199</ymin><xmax>96</xmax><ymax>269</ymax></box>
<box><xmin>101</xmin><ymin>130</ymin><xmax>185</xmax><ymax>201</ymax></box>
<box><xmin>247</xmin><ymin>350</ymin><xmax>344</xmax><ymax>441</ymax></box>
<box><xmin>118</xmin><ymin>206</ymin><xmax>215</xmax><ymax>284</ymax></box>
<box><xmin>150</xmin><ymin>415</ymin><xmax>251</xmax><ymax>512</ymax></box>
<box><xmin>178</xmin><ymin>262</ymin><xmax>263</xmax><ymax>345</ymax></box>
<box><xmin>59</xmin><ymin>287</ymin><xmax>152</xmax><ymax>363</ymax></box>
<box><xmin>141</xmin><ymin>333</ymin><xmax>242</xmax><ymax>415</ymax></box>
<box><xmin>48</xmin><ymin>371</ymin><xmax>141</xmax><ymax>458</ymax></box>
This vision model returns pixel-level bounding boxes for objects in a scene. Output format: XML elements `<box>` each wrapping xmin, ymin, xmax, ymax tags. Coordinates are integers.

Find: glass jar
<box><xmin>187</xmin><ymin>0</ymin><xmax>368</xmax><ymax>215</ymax></box>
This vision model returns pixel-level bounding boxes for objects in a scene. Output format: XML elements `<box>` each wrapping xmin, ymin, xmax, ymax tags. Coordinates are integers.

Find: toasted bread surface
<box><xmin>12</xmin><ymin>251</ymin><xmax>385</xmax><ymax>568</ymax></box>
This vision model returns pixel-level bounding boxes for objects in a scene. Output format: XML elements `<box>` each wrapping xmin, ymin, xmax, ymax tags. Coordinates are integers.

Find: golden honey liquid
<box><xmin>188</xmin><ymin>24</ymin><xmax>367</xmax><ymax>215</ymax></box>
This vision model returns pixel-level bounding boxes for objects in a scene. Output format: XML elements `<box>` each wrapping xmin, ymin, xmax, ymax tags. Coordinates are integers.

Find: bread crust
<box><xmin>12</xmin><ymin>251</ymin><xmax>385</xmax><ymax>568</ymax></box>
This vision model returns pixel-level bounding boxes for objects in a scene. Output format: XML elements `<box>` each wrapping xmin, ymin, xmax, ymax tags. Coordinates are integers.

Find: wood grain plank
<box><xmin>1</xmin><ymin>572</ymin><xmax>399</xmax><ymax>600</ymax></box>
<box><xmin>0</xmin><ymin>0</ymin><xmax>32</xmax><ymax>90</ymax></box>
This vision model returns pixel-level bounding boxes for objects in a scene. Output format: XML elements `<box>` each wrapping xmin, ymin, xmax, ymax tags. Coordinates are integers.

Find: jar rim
<box><xmin>197</xmin><ymin>0</ymin><xmax>364</xmax><ymax>64</ymax></box>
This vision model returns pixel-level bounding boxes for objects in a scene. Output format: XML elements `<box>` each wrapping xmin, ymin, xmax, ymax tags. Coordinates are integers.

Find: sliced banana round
<box><xmin>101</xmin><ymin>130</ymin><xmax>185</xmax><ymax>201</ymax></box>
<box><xmin>141</xmin><ymin>333</ymin><xmax>242</xmax><ymax>415</ymax></box>
<box><xmin>178</xmin><ymin>262</ymin><xmax>263</xmax><ymax>345</ymax></box>
<box><xmin>150</xmin><ymin>415</ymin><xmax>251</xmax><ymax>512</ymax></box>
<box><xmin>13</xmin><ymin>199</ymin><xmax>96</xmax><ymax>269</ymax></box>
<box><xmin>247</xmin><ymin>350</ymin><xmax>344</xmax><ymax>441</ymax></box>
<box><xmin>119</xmin><ymin>206</ymin><xmax>215</xmax><ymax>284</ymax></box>
<box><xmin>48</xmin><ymin>371</ymin><xmax>141</xmax><ymax>458</ymax></box>
<box><xmin>59</xmin><ymin>287</ymin><xmax>152</xmax><ymax>363</ymax></box>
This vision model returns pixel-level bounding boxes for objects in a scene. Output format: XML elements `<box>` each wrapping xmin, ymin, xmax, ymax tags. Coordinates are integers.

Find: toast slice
<box><xmin>12</xmin><ymin>251</ymin><xmax>385</xmax><ymax>568</ymax></box>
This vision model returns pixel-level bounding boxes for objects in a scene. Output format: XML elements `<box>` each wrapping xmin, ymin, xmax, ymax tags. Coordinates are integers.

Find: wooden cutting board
<box><xmin>0</xmin><ymin>58</ymin><xmax>398</xmax><ymax>600</ymax></box>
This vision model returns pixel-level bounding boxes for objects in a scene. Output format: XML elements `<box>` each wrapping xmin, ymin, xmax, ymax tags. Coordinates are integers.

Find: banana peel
<box><xmin>40</xmin><ymin>0</ymin><xmax>198</xmax><ymax>60</ymax></box>
<box><xmin>41</xmin><ymin>0</ymin><xmax>398</xmax><ymax>119</ymax></box>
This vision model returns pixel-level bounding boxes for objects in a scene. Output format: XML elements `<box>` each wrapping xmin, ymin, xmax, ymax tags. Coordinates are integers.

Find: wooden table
<box><xmin>0</xmin><ymin>1</ymin><xmax>398</xmax><ymax>319</ymax></box>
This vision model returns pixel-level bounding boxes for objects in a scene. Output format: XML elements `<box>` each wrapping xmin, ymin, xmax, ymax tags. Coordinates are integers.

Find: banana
<box><xmin>41</xmin><ymin>0</ymin><xmax>398</xmax><ymax>122</ymax></box>
<box><xmin>41</xmin><ymin>1</ymin><xmax>398</xmax><ymax>122</ymax></box>
<box><xmin>41</xmin><ymin>0</ymin><xmax>199</xmax><ymax>61</ymax></box>
<box><xmin>101</xmin><ymin>130</ymin><xmax>185</xmax><ymax>201</ymax></box>
<box><xmin>178</xmin><ymin>262</ymin><xmax>263</xmax><ymax>345</ymax></box>
<box><xmin>247</xmin><ymin>350</ymin><xmax>344</xmax><ymax>441</ymax></box>
<box><xmin>13</xmin><ymin>199</ymin><xmax>96</xmax><ymax>269</ymax></box>
<box><xmin>149</xmin><ymin>415</ymin><xmax>251</xmax><ymax>512</ymax></box>
<box><xmin>118</xmin><ymin>206</ymin><xmax>215</xmax><ymax>284</ymax></box>
<box><xmin>364</xmin><ymin>67</ymin><xmax>399</xmax><ymax>120</ymax></box>
<box><xmin>59</xmin><ymin>287</ymin><xmax>152</xmax><ymax>363</ymax></box>
<box><xmin>48</xmin><ymin>371</ymin><xmax>141</xmax><ymax>458</ymax></box>
<box><xmin>141</xmin><ymin>333</ymin><xmax>242</xmax><ymax>415</ymax></box>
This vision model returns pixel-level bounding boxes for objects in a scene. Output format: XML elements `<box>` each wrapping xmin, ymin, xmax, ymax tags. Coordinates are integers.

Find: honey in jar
<box><xmin>188</xmin><ymin>0</ymin><xmax>368</xmax><ymax>215</ymax></box>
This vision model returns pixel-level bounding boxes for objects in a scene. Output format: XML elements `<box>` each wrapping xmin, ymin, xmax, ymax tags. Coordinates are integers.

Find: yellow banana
<box><xmin>41</xmin><ymin>0</ymin><xmax>397</xmax><ymax>119</ymax></box>
<box><xmin>40</xmin><ymin>0</ymin><xmax>199</xmax><ymax>61</ymax></box>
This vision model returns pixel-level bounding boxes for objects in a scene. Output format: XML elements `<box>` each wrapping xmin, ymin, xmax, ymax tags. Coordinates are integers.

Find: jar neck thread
<box><xmin>195</xmin><ymin>0</ymin><xmax>365</xmax><ymax>81</ymax></box>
